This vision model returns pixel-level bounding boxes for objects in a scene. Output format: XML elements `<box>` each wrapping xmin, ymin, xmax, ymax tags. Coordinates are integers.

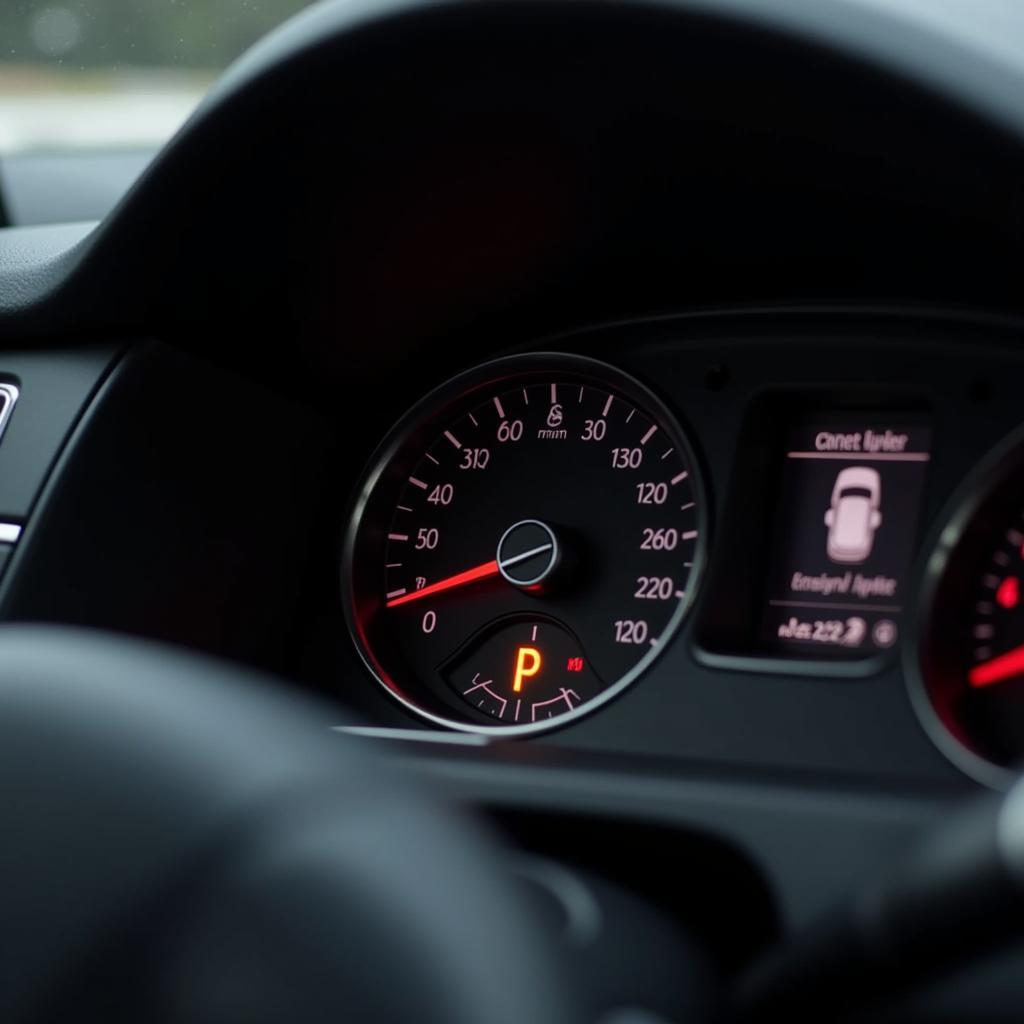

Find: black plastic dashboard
<box><xmin>2</xmin><ymin>311</ymin><xmax>1024</xmax><ymax>937</ymax></box>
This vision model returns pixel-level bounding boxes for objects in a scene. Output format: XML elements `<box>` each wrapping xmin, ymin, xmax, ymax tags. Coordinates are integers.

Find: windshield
<box><xmin>5</xmin><ymin>0</ymin><xmax>1023</xmax><ymax>155</ymax></box>
<box><xmin>0</xmin><ymin>1</ymin><xmax>313</xmax><ymax>153</ymax></box>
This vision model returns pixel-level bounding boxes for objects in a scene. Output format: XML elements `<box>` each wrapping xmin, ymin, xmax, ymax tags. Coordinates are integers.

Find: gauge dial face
<box><xmin>915</xmin><ymin>442</ymin><xmax>1024</xmax><ymax>786</ymax></box>
<box><xmin>920</xmin><ymin>505</ymin><xmax>1024</xmax><ymax>779</ymax></box>
<box><xmin>961</xmin><ymin>519</ymin><xmax>1024</xmax><ymax>763</ymax></box>
<box><xmin>344</xmin><ymin>354</ymin><xmax>706</xmax><ymax>734</ymax></box>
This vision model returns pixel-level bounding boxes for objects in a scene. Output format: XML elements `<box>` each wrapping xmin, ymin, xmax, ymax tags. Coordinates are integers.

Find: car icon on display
<box><xmin>824</xmin><ymin>466</ymin><xmax>882</xmax><ymax>563</ymax></box>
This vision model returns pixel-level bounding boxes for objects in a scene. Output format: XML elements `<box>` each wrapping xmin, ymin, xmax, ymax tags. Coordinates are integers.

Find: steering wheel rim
<box><xmin>0</xmin><ymin>625</ymin><xmax>578</xmax><ymax>1024</ymax></box>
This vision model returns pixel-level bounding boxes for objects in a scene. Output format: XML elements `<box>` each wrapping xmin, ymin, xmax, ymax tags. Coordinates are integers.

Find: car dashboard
<box><xmin>4</xmin><ymin>0</ymin><xmax>1024</xmax><ymax>1018</ymax></box>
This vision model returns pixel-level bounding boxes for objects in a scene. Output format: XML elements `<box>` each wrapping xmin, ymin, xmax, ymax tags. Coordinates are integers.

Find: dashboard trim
<box><xmin>0</xmin><ymin>383</ymin><xmax>20</xmax><ymax>443</ymax></box>
<box><xmin>0</xmin><ymin>523</ymin><xmax>23</xmax><ymax>544</ymax></box>
<box><xmin>335</xmin><ymin>725</ymin><xmax>491</xmax><ymax>746</ymax></box>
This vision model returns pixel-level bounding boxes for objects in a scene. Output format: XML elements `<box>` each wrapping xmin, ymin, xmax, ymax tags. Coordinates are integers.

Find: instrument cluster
<box><xmin>339</xmin><ymin>321</ymin><xmax>1024</xmax><ymax>788</ymax></box>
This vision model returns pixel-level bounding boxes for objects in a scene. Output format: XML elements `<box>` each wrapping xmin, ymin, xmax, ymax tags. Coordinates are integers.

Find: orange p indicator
<box><xmin>512</xmin><ymin>646</ymin><xmax>542</xmax><ymax>692</ymax></box>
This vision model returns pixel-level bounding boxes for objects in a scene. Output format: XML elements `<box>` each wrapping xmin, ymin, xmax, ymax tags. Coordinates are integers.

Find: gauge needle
<box><xmin>385</xmin><ymin>542</ymin><xmax>554</xmax><ymax>608</ymax></box>
<box><xmin>386</xmin><ymin>560</ymin><xmax>500</xmax><ymax>607</ymax></box>
<box><xmin>968</xmin><ymin>642</ymin><xmax>1024</xmax><ymax>688</ymax></box>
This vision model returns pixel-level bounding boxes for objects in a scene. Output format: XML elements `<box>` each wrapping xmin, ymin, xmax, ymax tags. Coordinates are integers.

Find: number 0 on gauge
<box><xmin>343</xmin><ymin>353</ymin><xmax>707</xmax><ymax>734</ymax></box>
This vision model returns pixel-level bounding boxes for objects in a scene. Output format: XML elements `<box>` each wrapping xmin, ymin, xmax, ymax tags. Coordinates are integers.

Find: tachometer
<box><xmin>343</xmin><ymin>353</ymin><xmax>706</xmax><ymax>734</ymax></box>
<box><xmin>915</xmin><ymin>427</ymin><xmax>1024</xmax><ymax>786</ymax></box>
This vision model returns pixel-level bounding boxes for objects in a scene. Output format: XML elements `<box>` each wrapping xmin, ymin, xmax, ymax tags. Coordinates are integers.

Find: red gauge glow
<box><xmin>916</xmin><ymin>457</ymin><xmax>1024</xmax><ymax>786</ymax></box>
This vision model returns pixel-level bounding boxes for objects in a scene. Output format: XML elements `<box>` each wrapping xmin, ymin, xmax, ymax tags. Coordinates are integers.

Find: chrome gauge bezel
<box><xmin>341</xmin><ymin>352</ymin><xmax>709</xmax><ymax>736</ymax></box>
<box><xmin>908</xmin><ymin>423</ymin><xmax>1024</xmax><ymax>789</ymax></box>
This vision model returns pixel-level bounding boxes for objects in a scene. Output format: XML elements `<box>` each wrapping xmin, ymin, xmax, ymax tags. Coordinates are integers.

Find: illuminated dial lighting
<box><xmin>343</xmin><ymin>353</ymin><xmax>707</xmax><ymax>735</ymax></box>
<box><xmin>914</xmin><ymin>431</ymin><xmax>1024</xmax><ymax>787</ymax></box>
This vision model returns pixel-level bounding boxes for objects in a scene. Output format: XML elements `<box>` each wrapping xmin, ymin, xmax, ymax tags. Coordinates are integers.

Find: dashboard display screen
<box><xmin>761</xmin><ymin>416</ymin><xmax>931</xmax><ymax>656</ymax></box>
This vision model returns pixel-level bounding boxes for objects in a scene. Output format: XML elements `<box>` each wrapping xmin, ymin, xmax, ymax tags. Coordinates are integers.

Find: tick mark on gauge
<box><xmin>522</xmin><ymin>388</ymin><xmax>529</xmax><ymax>405</ymax></box>
<box><xmin>671</xmin><ymin>470</ymin><xmax>689</xmax><ymax>485</ymax></box>
<box><xmin>984</xmin><ymin>574</ymin><xmax>1001</xmax><ymax>588</ymax></box>
<box><xmin>397</xmin><ymin>505</ymin><xmax>413</xmax><ymax>513</ymax></box>
<box><xmin>640</xmin><ymin>425</ymin><xmax>657</xmax><ymax>445</ymax></box>
<box><xmin>661</xmin><ymin>448</ymin><xmax>674</xmax><ymax>460</ymax></box>
<box><xmin>602</xmin><ymin>395</ymin><xmax>614</xmax><ymax>416</ymax></box>
<box><xmin>409</xmin><ymin>477</ymin><xmax>428</xmax><ymax>490</ymax></box>
<box><xmin>387</xmin><ymin>533</ymin><xmax>409</xmax><ymax>542</ymax></box>
<box><xmin>425</xmin><ymin>454</ymin><xmax>439</xmax><ymax>465</ymax></box>
<box><xmin>680</xmin><ymin>502</ymin><xmax>695</xmax><ymax>512</ymax></box>
<box><xmin>386</xmin><ymin>588</ymin><xmax>407</xmax><ymax>600</ymax></box>
<box><xmin>386</xmin><ymin>562</ymin><xmax>402</xmax><ymax>568</ymax></box>
<box><xmin>444</xmin><ymin>430</ymin><xmax>461</xmax><ymax>448</ymax></box>
<box><xmin>550</xmin><ymin>383</ymin><xmax>558</xmax><ymax>403</ymax></box>
<box><xmin>626</xmin><ymin>408</ymin><xmax>635</xmax><ymax>423</ymax></box>
<box><xmin>493</xmin><ymin>396</ymin><xmax>506</xmax><ymax>418</ymax></box>
<box><xmin>578</xmin><ymin>386</ymin><xmax>585</xmax><ymax>403</ymax></box>
<box><xmin>995</xmin><ymin>551</ymin><xmax>1011</xmax><ymax>566</ymax></box>
<box><xmin>469</xmin><ymin>413</ymin><xmax>479</xmax><ymax>427</ymax></box>
<box><xmin>682</xmin><ymin>530</ymin><xmax>699</xmax><ymax>540</ymax></box>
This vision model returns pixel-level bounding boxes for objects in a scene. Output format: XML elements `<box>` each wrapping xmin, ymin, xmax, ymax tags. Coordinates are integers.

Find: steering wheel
<box><xmin>0</xmin><ymin>626</ymin><xmax>580</xmax><ymax>1024</ymax></box>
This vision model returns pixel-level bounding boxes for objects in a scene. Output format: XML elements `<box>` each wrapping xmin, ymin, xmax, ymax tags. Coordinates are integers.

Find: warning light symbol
<box><xmin>513</xmin><ymin>646</ymin><xmax>542</xmax><ymax>692</ymax></box>
<box><xmin>997</xmin><ymin>576</ymin><xmax>1020</xmax><ymax>610</ymax></box>
<box><xmin>566</xmin><ymin>657</ymin><xmax>585</xmax><ymax>672</ymax></box>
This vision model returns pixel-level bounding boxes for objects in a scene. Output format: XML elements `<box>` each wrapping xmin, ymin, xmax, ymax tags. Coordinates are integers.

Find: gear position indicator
<box><xmin>444</xmin><ymin>618</ymin><xmax>603</xmax><ymax>724</ymax></box>
<box><xmin>761</xmin><ymin>416</ymin><xmax>931</xmax><ymax>656</ymax></box>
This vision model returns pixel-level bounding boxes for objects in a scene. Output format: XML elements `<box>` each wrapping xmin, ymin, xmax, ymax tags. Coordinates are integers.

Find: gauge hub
<box><xmin>497</xmin><ymin>520</ymin><xmax>560</xmax><ymax>589</ymax></box>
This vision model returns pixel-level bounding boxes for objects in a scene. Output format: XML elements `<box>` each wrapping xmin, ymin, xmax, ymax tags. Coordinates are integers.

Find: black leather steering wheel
<box><xmin>0</xmin><ymin>626</ymin><xmax>580</xmax><ymax>1023</ymax></box>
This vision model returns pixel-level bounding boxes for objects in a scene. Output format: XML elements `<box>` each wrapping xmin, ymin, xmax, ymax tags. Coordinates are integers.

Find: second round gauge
<box><xmin>914</xmin><ymin>430</ymin><xmax>1024</xmax><ymax>786</ymax></box>
<box><xmin>344</xmin><ymin>354</ymin><xmax>706</xmax><ymax>734</ymax></box>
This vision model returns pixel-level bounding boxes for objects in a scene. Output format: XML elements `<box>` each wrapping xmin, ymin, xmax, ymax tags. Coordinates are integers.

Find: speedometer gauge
<box><xmin>915</xmin><ymin>426</ymin><xmax>1024</xmax><ymax>786</ymax></box>
<box><xmin>343</xmin><ymin>353</ymin><xmax>706</xmax><ymax>734</ymax></box>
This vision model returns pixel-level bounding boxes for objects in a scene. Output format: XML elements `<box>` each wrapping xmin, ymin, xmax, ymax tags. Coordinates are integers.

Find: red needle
<box><xmin>968</xmin><ymin>642</ymin><xmax>1024</xmax><ymax>689</ymax></box>
<box><xmin>386</xmin><ymin>560</ymin><xmax>500</xmax><ymax>607</ymax></box>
